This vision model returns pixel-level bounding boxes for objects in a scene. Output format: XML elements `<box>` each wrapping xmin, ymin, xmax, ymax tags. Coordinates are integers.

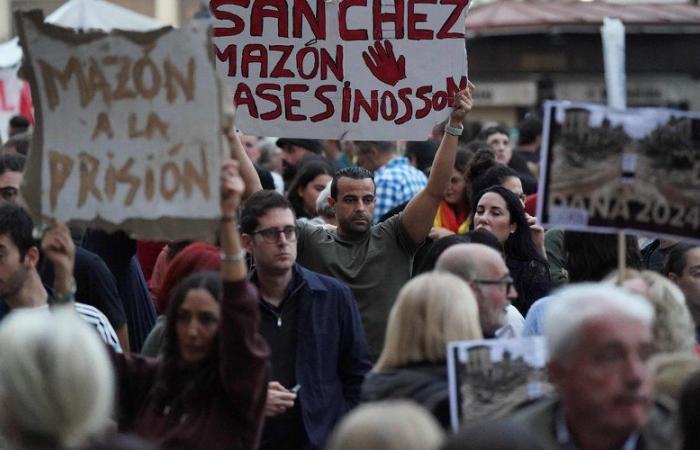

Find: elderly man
<box><xmin>435</xmin><ymin>243</ymin><xmax>523</xmax><ymax>338</ymax></box>
<box><xmin>510</xmin><ymin>283</ymin><xmax>677</xmax><ymax>450</ymax></box>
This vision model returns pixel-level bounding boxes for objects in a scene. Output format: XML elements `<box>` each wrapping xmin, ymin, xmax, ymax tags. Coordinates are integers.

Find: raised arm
<box><xmin>41</xmin><ymin>222</ymin><xmax>76</xmax><ymax>305</ymax></box>
<box><xmin>401</xmin><ymin>83</ymin><xmax>475</xmax><ymax>244</ymax></box>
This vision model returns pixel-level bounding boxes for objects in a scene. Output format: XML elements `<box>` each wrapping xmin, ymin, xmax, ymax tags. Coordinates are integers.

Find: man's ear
<box><xmin>25</xmin><ymin>246</ymin><xmax>40</xmax><ymax>268</ymax></box>
<box><xmin>327</xmin><ymin>196</ymin><xmax>336</xmax><ymax>209</ymax></box>
<box><xmin>668</xmin><ymin>272</ymin><xmax>680</xmax><ymax>283</ymax></box>
<box><xmin>241</xmin><ymin>234</ymin><xmax>254</xmax><ymax>255</ymax></box>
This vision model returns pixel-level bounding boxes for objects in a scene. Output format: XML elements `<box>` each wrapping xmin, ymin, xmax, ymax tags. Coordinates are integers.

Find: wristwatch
<box><xmin>445</xmin><ymin>124</ymin><xmax>464</xmax><ymax>136</ymax></box>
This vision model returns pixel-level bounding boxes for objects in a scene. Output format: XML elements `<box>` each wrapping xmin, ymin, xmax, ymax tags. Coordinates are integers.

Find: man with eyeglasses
<box><xmin>435</xmin><ymin>243</ymin><xmax>523</xmax><ymax>338</ymax></box>
<box><xmin>240</xmin><ymin>190</ymin><xmax>371</xmax><ymax>450</ymax></box>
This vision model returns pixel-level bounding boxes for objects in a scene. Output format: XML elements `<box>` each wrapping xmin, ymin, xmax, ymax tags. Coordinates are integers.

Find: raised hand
<box><xmin>362</xmin><ymin>40</ymin><xmax>406</xmax><ymax>86</ymax></box>
<box><xmin>220</xmin><ymin>159</ymin><xmax>245</xmax><ymax>218</ymax></box>
<box><xmin>41</xmin><ymin>222</ymin><xmax>76</xmax><ymax>299</ymax></box>
<box><xmin>449</xmin><ymin>81</ymin><xmax>476</xmax><ymax>124</ymax></box>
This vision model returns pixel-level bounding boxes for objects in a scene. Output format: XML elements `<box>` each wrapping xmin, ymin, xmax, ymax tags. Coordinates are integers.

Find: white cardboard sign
<box><xmin>211</xmin><ymin>0</ymin><xmax>469</xmax><ymax>140</ymax></box>
<box><xmin>16</xmin><ymin>12</ymin><xmax>223</xmax><ymax>241</ymax></box>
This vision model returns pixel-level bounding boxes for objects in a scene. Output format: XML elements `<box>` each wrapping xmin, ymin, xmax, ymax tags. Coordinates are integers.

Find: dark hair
<box><xmin>154</xmin><ymin>272</ymin><xmax>223</xmax><ymax>412</ymax></box>
<box><xmin>285</xmin><ymin>160</ymin><xmax>334</xmax><ymax>218</ymax></box>
<box><xmin>454</xmin><ymin>148</ymin><xmax>473</xmax><ymax>175</ymax></box>
<box><xmin>416</xmin><ymin>229</ymin><xmax>502</xmax><ymax>274</ymax></box>
<box><xmin>665</xmin><ymin>243</ymin><xmax>699</xmax><ymax>277</ymax></box>
<box><xmin>472</xmin><ymin>164</ymin><xmax>520</xmax><ymax>206</ymax></box>
<box><xmin>465</xmin><ymin>148</ymin><xmax>497</xmax><ymax>185</ymax></box>
<box><xmin>354</xmin><ymin>140</ymin><xmax>394</xmax><ymax>154</ymax></box>
<box><xmin>405</xmin><ymin>140</ymin><xmax>438</xmax><ymax>174</ymax></box>
<box><xmin>0</xmin><ymin>203</ymin><xmax>35</xmax><ymax>259</ymax></box>
<box><xmin>9</xmin><ymin>115</ymin><xmax>29</xmax><ymax>130</ymax></box>
<box><xmin>564</xmin><ymin>231</ymin><xmax>642</xmax><ymax>282</ymax></box>
<box><xmin>517</xmin><ymin>115</ymin><xmax>542</xmax><ymax>146</ymax></box>
<box><xmin>330</xmin><ymin>166</ymin><xmax>374</xmax><ymax>200</ymax></box>
<box><xmin>681</xmin><ymin>370</ymin><xmax>700</xmax><ymax>450</ymax></box>
<box><xmin>472</xmin><ymin>186</ymin><xmax>545</xmax><ymax>265</ymax></box>
<box><xmin>0</xmin><ymin>153</ymin><xmax>25</xmax><ymax>176</ymax></box>
<box><xmin>240</xmin><ymin>190</ymin><xmax>295</xmax><ymax>234</ymax></box>
<box><xmin>477</xmin><ymin>125</ymin><xmax>510</xmax><ymax>142</ymax></box>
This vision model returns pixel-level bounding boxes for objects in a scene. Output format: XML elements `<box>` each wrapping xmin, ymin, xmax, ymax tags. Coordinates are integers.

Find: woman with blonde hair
<box><xmin>611</xmin><ymin>269</ymin><xmax>696</xmax><ymax>354</ymax></box>
<box><xmin>361</xmin><ymin>272</ymin><xmax>482</xmax><ymax>428</ymax></box>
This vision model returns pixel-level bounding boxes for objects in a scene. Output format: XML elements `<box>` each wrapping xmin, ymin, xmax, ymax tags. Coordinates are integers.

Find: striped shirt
<box><xmin>33</xmin><ymin>303</ymin><xmax>122</xmax><ymax>353</ymax></box>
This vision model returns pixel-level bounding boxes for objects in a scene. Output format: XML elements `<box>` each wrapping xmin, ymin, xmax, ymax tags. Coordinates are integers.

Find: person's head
<box><xmin>415</xmin><ymin>229</ymin><xmax>502</xmax><ymax>274</ymax></box>
<box><xmin>666</xmin><ymin>243</ymin><xmax>700</xmax><ymax>320</ymax></box>
<box><xmin>241</xmin><ymin>190</ymin><xmax>297</xmax><ymax>274</ymax></box>
<box><xmin>328</xmin><ymin>400</ymin><xmax>444</xmax><ymax>450</ymax></box>
<box><xmin>472</xmin><ymin>164</ymin><xmax>524</xmax><ymax>206</ymax></box>
<box><xmin>315</xmin><ymin>181</ymin><xmax>335</xmax><ymax>224</ymax></box>
<box><xmin>276</xmin><ymin>138</ymin><xmax>322</xmax><ymax>168</ymax></box>
<box><xmin>545</xmin><ymin>283</ymin><xmax>655</xmax><ymax>437</ymax></box>
<box><xmin>478</xmin><ymin>126</ymin><xmax>512</xmax><ymax>165</ymax></box>
<box><xmin>164</xmin><ymin>271</ymin><xmax>222</xmax><ymax>368</ymax></box>
<box><xmin>650</xmin><ymin>352</ymin><xmax>700</xmax><ymax>400</ymax></box>
<box><xmin>612</xmin><ymin>269</ymin><xmax>696</xmax><ymax>354</ymax></box>
<box><xmin>8</xmin><ymin>115</ymin><xmax>29</xmax><ymax>138</ymax></box>
<box><xmin>155</xmin><ymin>242</ymin><xmax>221</xmax><ymax>313</ymax></box>
<box><xmin>353</xmin><ymin>140</ymin><xmax>396</xmax><ymax>171</ymax></box>
<box><xmin>0</xmin><ymin>153</ymin><xmax>26</xmax><ymax>206</ymax></box>
<box><xmin>404</xmin><ymin>140</ymin><xmax>437</xmax><ymax>174</ymax></box>
<box><xmin>564</xmin><ymin>231</ymin><xmax>641</xmax><ymax>283</ymax></box>
<box><xmin>0</xmin><ymin>306</ymin><xmax>114</xmax><ymax>449</ymax></box>
<box><xmin>436</xmin><ymin>243</ymin><xmax>516</xmax><ymax>336</ymax></box>
<box><xmin>286</xmin><ymin>160</ymin><xmax>334</xmax><ymax>217</ymax></box>
<box><xmin>472</xmin><ymin>186</ymin><xmax>527</xmax><ymax>247</ymax></box>
<box><xmin>329</xmin><ymin>166</ymin><xmax>376</xmax><ymax>236</ymax></box>
<box><xmin>443</xmin><ymin>152</ymin><xmax>472</xmax><ymax>211</ymax></box>
<box><xmin>238</xmin><ymin>134</ymin><xmax>260</xmax><ymax>163</ymax></box>
<box><xmin>0</xmin><ymin>203</ymin><xmax>38</xmax><ymax>300</ymax></box>
<box><xmin>516</xmin><ymin>115</ymin><xmax>542</xmax><ymax>147</ymax></box>
<box><xmin>257</xmin><ymin>137</ymin><xmax>284</xmax><ymax>173</ymax></box>
<box><xmin>375</xmin><ymin>272</ymin><xmax>482</xmax><ymax>371</ymax></box>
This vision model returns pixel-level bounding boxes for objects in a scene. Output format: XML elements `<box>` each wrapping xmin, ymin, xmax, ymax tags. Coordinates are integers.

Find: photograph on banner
<box><xmin>447</xmin><ymin>337</ymin><xmax>551</xmax><ymax>431</ymax></box>
<box><xmin>210</xmin><ymin>0</ymin><xmax>469</xmax><ymax>140</ymax></box>
<box><xmin>15</xmin><ymin>11</ymin><xmax>223</xmax><ymax>242</ymax></box>
<box><xmin>538</xmin><ymin>101</ymin><xmax>700</xmax><ymax>244</ymax></box>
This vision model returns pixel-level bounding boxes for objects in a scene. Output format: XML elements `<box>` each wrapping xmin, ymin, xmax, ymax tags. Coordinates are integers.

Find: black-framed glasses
<box><xmin>0</xmin><ymin>186</ymin><xmax>18</xmax><ymax>202</ymax></box>
<box><xmin>250</xmin><ymin>226</ymin><xmax>297</xmax><ymax>243</ymax></box>
<box><xmin>472</xmin><ymin>276</ymin><xmax>514</xmax><ymax>293</ymax></box>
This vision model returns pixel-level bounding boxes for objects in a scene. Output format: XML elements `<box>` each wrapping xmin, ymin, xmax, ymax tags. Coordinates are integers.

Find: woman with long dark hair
<box><xmin>472</xmin><ymin>185</ymin><xmax>550</xmax><ymax>314</ymax></box>
<box><xmin>112</xmin><ymin>162</ymin><xmax>270</xmax><ymax>450</ymax></box>
<box><xmin>286</xmin><ymin>160</ymin><xmax>334</xmax><ymax>219</ymax></box>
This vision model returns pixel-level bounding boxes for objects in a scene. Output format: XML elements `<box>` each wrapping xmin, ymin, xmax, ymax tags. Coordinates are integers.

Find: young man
<box><xmin>0</xmin><ymin>203</ymin><xmax>121</xmax><ymax>352</ymax></box>
<box><xmin>294</xmin><ymin>86</ymin><xmax>475</xmax><ymax>358</ymax></box>
<box><xmin>240</xmin><ymin>190</ymin><xmax>371</xmax><ymax>450</ymax></box>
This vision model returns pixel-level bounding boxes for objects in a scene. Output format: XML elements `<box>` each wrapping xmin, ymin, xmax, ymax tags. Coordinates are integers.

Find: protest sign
<box><xmin>210</xmin><ymin>0</ymin><xmax>469</xmax><ymax>140</ymax></box>
<box><xmin>16</xmin><ymin>11</ymin><xmax>224</xmax><ymax>242</ymax></box>
<box><xmin>537</xmin><ymin>101</ymin><xmax>700</xmax><ymax>243</ymax></box>
<box><xmin>447</xmin><ymin>337</ymin><xmax>551</xmax><ymax>431</ymax></box>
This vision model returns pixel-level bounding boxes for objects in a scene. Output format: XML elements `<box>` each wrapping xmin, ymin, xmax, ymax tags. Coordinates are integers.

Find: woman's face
<box><xmin>444</xmin><ymin>168</ymin><xmax>467</xmax><ymax>207</ymax></box>
<box><xmin>299</xmin><ymin>174</ymin><xmax>332</xmax><ymax>216</ymax></box>
<box><xmin>176</xmin><ymin>288</ymin><xmax>221</xmax><ymax>366</ymax></box>
<box><xmin>487</xmin><ymin>132</ymin><xmax>512</xmax><ymax>165</ymax></box>
<box><xmin>474</xmin><ymin>192</ymin><xmax>516</xmax><ymax>243</ymax></box>
<box><xmin>501</xmin><ymin>176</ymin><xmax>526</xmax><ymax>205</ymax></box>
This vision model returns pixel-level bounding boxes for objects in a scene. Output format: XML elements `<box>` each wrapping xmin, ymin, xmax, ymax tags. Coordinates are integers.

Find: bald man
<box><xmin>436</xmin><ymin>243</ymin><xmax>523</xmax><ymax>338</ymax></box>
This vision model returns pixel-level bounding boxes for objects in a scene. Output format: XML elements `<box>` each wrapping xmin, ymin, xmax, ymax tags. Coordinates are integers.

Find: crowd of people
<box><xmin>0</xmin><ymin>78</ymin><xmax>698</xmax><ymax>450</ymax></box>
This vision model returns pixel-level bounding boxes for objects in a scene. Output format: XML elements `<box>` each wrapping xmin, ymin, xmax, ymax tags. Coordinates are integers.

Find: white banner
<box><xmin>211</xmin><ymin>0</ymin><xmax>469</xmax><ymax>140</ymax></box>
<box><xmin>16</xmin><ymin>11</ymin><xmax>223</xmax><ymax>241</ymax></box>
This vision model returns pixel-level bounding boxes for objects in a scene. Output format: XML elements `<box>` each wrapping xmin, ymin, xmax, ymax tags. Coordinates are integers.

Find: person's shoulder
<box><xmin>74</xmin><ymin>302</ymin><xmax>110</xmax><ymax>322</ymax></box>
<box><xmin>509</xmin><ymin>395</ymin><xmax>558</xmax><ymax>428</ymax></box>
<box><xmin>642</xmin><ymin>396</ymin><xmax>679</xmax><ymax>448</ymax></box>
<box><xmin>298</xmin><ymin>265</ymin><xmax>351</xmax><ymax>296</ymax></box>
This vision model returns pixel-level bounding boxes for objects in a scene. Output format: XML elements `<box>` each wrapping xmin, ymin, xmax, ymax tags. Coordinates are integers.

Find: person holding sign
<box><xmin>291</xmin><ymin>85</ymin><xmax>475</xmax><ymax>360</ymax></box>
<box><xmin>101</xmin><ymin>162</ymin><xmax>269</xmax><ymax>450</ymax></box>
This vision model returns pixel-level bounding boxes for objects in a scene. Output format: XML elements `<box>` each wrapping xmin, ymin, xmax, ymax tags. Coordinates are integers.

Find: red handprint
<box><xmin>362</xmin><ymin>40</ymin><xmax>406</xmax><ymax>87</ymax></box>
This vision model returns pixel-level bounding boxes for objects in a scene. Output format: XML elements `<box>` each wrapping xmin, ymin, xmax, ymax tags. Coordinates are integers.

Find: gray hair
<box><xmin>0</xmin><ymin>306</ymin><xmax>114</xmax><ymax>448</ymax></box>
<box><xmin>315</xmin><ymin>181</ymin><xmax>334</xmax><ymax>219</ymax></box>
<box><xmin>544</xmin><ymin>283</ymin><xmax>654</xmax><ymax>364</ymax></box>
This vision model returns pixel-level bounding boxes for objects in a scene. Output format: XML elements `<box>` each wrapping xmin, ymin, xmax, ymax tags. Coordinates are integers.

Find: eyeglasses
<box><xmin>472</xmin><ymin>276</ymin><xmax>514</xmax><ymax>293</ymax></box>
<box><xmin>250</xmin><ymin>226</ymin><xmax>297</xmax><ymax>243</ymax></box>
<box><xmin>0</xmin><ymin>186</ymin><xmax>18</xmax><ymax>202</ymax></box>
